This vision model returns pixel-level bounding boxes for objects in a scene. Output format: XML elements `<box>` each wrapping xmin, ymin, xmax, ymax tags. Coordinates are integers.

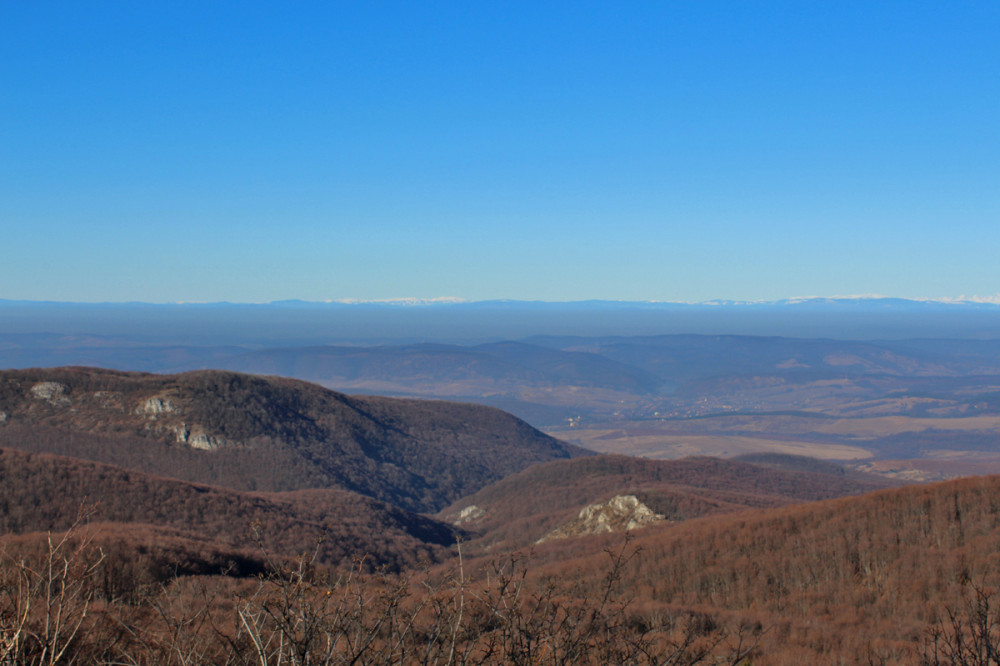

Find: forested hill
<box><xmin>0</xmin><ymin>367</ymin><xmax>586</xmax><ymax>512</ymax></box>
<box><xmin>519</xmin><ymin>472</ymin><xmax>1000</xmax><ymax>661</ymax></box>
<box><xmin>0</xmin><ymin>447</ymin><xmax>458</xmax><ymax>571</ymax></box>
<box><xmin>439</xmin><ymin>454</ymin><xmax>896</xmax><ymax>549</ymax></box>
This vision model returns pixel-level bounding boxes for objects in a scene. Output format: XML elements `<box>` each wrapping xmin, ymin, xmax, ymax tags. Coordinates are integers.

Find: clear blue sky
<box><xmin>2</xmin><ymin>2</ymin><xmax>998</xmax><ymax>303</ymax></box>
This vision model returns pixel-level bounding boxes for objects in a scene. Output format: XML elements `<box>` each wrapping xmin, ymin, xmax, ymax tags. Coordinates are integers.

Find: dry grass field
<box><xmin>546</xmin><ymin>426</ymin><xmax>872</xmax><ymax>460</ymax></box>
<box><xmin>548</xmin><ymin>411</ymin><xmax>1000</xmax><ymax>480</ymax></box>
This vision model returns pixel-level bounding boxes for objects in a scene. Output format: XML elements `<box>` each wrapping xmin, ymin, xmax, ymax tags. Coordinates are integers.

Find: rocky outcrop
<box><xmin>537</xmin><ymin>495</ymin><xmax>666</xmax><ymax>543</ymax></box>
<box><xmin>136</xmin><ymin>395</ymin><xmax>176</xmax><ymax>416</ymax></box>
<box><xmin>30</xmin><ymin>382</ymin><xmax>71</xmax><ymax>406</ymax></box>
<box><xmin>451</xmin><ymin>504</ymin><xmax>486</xmax><ymax>526</ymax></box>
<box><xmin>172</xmin><ymin>424</ymin><xmax>223</xmax><ymax>451</ymax></box>
<box><xmin>13</xmin><ymin>379</ymin><xmax>221</xmax><ymax>452</ymax></box>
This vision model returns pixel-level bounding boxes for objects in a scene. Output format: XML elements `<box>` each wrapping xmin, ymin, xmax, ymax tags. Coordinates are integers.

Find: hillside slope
<box><xmin>438</xmin><ymin>454</ymin><xmax>895</xmax><ymax>548</ymax></box>
<box><xmin>0</xmin><ymin>447</ymin><xmax>457</xmax><ymax>571</ymax></box>
<box><xmin>489</xmin><ymin>473</ymin><xmax>1000</xmax><ymax>662</ymax></box>
<box><xmin>0</xmin><ymin>367</ymin><xmax>585</xmax><ymax>512</ymax></box>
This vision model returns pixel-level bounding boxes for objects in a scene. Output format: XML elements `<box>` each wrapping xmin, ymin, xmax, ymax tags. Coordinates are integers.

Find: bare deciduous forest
<box><xmin>5</xmin><ymin>468</ymin><xmax>1000</xmax><ymax>662</ymax></box>
<box><xmin>3</xmin><ymin>368</ymin><xmax>1000</xmax><ymax>663</ymax></box>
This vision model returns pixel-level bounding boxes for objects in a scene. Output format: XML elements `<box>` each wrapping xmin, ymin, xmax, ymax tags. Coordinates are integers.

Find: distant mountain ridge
<box><xmin>218</xmin><ymin>340</ymin><xmax>663</xmax><ymax>396</ymax></box>
<box><xmin>5</xmin><ymin>332</ymin><xmax>1000</xmax><ymax>433</ymax></box>
<box><xmin>3</xmin><ymin>296</ymin><xmax>1000</xmax><ymax>345</ymax></box>
<box><xmin>4</xmin><ymin>295</ymin><xmax>999</xmax><ymax>307</ymax></box>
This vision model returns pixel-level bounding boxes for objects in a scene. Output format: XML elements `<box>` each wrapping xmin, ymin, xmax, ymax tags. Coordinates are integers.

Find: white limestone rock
<box><xmin>453</xmin><ymin>505</ymin><xmax>486</xmax><ymax>525</ymax></box>
<box><xmin>30</xmin><ymin>382</ymin><xmax>71</xmax><ymax>406</ymax></box>
<box><xmin>173</xmin><ymin>423</ymin><xmax>221</xmax><ymax>451</ymax></box>
<box><xmin>137</xmin><ymin>396</ymin><xmax>176</xmax><ymax>416</ymax></box>
<box><xmin>537</xmin><ymin>495</ymin><xmax>666</xmax><ymax>543</ymax></box>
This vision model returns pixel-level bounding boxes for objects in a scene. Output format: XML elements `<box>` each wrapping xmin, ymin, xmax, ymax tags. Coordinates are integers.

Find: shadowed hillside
<box><xmin>0</xmin><ymin>367</ymin><xmax>585</xmax><ymax>512</ymax></box>
<box><xmin>0</xmin><ymin>447</ymin><xmax>458</xmax><ymax>571</ymax></box>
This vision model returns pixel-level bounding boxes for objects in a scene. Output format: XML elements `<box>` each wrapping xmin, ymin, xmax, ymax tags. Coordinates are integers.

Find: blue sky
<box><xmin>2</xmin><ymin>2</ymin><xmax>998</xmax><ymax>303</ymax></box>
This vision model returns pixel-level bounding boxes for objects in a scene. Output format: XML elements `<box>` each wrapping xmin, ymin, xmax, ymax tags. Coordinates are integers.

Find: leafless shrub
<box><xmin>2</xmin><ymin>519</ymin><xmax>761</xmax><ymax>664</ymax></box>
<box><xmin>0</xmin><ymin>511</ymin><xmax>105</xmax><ymax>665</ymax></box>
<box><xmin>921</xmin><ymin>579</ymin><xmax>1000</xmax><ymax>666</ymax></box>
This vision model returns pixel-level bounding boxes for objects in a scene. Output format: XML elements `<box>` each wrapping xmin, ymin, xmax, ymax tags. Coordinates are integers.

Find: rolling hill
<box><xmin>0</xmin><ymin>447</ymin><xmax>457</xmax><ymax>572</ymax></box>
<box><xmin>438</xmin><ymin>454</ymin><xmax>896</xmax><ymax>549</ymax></box>
<box><xmin>2</xmin><ymin>362</ymin><xmax>999</xmax><ymax>661</ymax></box>
<box><xmin>5</xmin><ymin>328</ymin><xmax>1000</xmax><ymax>479</ymax></box>
<box><xmin>2</xmin><ymin>446</ymin><xmax>992</xmax><ymax>663</ymax></box>
<box><xmin>0</xmin><ymin>367</ymin><xmax>585</xmax><ymax>512</ymax></box>
<box><xmin>217</xmin><ymin>340</ymin><xmax>663</xmax><ymax>396</ymax></box>
<box><xmin>517</xmin><ymin>472</ymin><xmax>1000</xmax><ymax>663</ymax></box>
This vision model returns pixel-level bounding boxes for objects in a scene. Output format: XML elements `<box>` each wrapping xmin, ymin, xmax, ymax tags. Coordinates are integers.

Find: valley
<box><xmin>551</xmin><ymin>409</ymin><xmax>1000</xmax><ymax>481</ymax></box>
<box><xmin>7</xmin><ymin>330</ymin><xmax>997</xmax><ymax>480</ymax></box>
<box><xmin>2</xmin><ymin>328</ymin><xmax>1000</xmax><ymax>662</ymax></box>
<box><xmin>8</xmin><ymin>0</ymin><xmax>998</xmax><ymax>659</ymax></box>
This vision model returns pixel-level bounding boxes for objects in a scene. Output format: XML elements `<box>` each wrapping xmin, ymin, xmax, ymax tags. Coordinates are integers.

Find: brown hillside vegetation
<box><xmin>0</xmin><ymin>447</ymin><xmax>457</xmax><ymax>572</ymax></box>
<box><xmin>517</xmin><ymin>473</ymin><xmax>1000</xmax><ymax>663</ymax></box>
<box><xmin>4</xmin><ymin>466</ymin><xmax>1000</xmax><ymax>663</ymax></box>
<box><xmin>6</xmin><ymin>364</ymin><xmax>1000</xmax><ymax>662</ymax></box>
<box><xmin>0</xmin><ymin>521</ymin><xmax>762</xmax><ymax>665</ymax></box>
<box><xmin>439</xmin><ymin>454</ymin><xmax>896</xmax><ymax>549</ymax></box>
<box><xmin>0</xmin><ymin>367</ymin><xmax>585</xmax><ymax>512</ymax></box>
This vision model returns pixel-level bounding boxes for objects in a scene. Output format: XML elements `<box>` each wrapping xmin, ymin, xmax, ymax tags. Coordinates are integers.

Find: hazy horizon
<box><xmin>4</xmin><ymin>297</ymin><xmax>1000</xmax><ymax>346</ymax></box>
<box><xmin>4</xmin><ymin>294</ymin><xmax>1000</xmax><ymax>307</ymax></box>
